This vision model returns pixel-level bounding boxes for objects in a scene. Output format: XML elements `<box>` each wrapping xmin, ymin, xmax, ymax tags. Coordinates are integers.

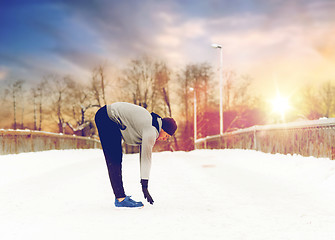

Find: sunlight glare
<box><xmin>271</xmin><ymin>94</ymin><xmax>291</xmax><ymax>119</ymax></box>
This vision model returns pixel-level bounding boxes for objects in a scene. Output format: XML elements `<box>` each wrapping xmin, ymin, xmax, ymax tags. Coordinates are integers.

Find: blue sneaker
<box><xmin>115</xmin><ymin>196</ymin><xmax>144</xmax><ymax>208</ymax></box>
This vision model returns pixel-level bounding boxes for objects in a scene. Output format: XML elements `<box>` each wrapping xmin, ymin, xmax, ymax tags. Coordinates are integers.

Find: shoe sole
<box><xmin>114</xmin><ymin>205</ymin><xmax>144</xmax><ymax>210</ymax></box>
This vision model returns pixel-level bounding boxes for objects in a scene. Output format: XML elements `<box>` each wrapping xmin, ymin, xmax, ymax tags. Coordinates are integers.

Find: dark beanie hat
<box><xmin>162</xmin><ymin>117</ymin><xmax>177</xmax><ymax>136</ymax></box>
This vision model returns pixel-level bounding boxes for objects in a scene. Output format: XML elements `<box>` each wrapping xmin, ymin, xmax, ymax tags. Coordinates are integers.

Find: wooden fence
<box><xmin>0</xmin><ymin>129</ymin><xmax>101</xmax><ymax>155</ymax></box>
<box><xmin>195</xmin><ymin>118</ymin><xmax>335</xmax><ymax>160</ymax></box>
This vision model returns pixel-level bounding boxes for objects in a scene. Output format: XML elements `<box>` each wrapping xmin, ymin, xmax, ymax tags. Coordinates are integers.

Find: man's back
<box><xmin>107</xmin><ymin>102</ymin><xmax>159</xmax><ymax>145</ymax></box>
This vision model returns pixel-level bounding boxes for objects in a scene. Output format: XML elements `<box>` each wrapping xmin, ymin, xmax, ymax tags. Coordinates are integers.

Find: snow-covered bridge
<box><xmin>1</xmin><ymin>149</ymin><xmax>335</xmax><ymax>240</ymax></box>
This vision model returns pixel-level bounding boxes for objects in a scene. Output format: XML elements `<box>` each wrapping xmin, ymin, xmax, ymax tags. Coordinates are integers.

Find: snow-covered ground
<box><xmin>1</xmin><ymin>149</ymin><xmax>335</xmax><ymax>240</ymax></box>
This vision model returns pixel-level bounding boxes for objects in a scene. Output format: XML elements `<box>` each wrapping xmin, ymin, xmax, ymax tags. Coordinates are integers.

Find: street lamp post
<box><xmin>211</xmin><ymin>43</ymin><xmax>224</xmax><ymax>135</ymax></box>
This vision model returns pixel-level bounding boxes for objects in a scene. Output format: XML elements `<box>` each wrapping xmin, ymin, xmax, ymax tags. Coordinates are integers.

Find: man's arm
<box><xmin>140</xmin><ymin>127</ymin><xmax>156</xmax><ymax>179</ymax></box>
<box><xmin>140</xmin><ymin>127</ymin><xmax>157</xmax><ymax>204</ymax></box>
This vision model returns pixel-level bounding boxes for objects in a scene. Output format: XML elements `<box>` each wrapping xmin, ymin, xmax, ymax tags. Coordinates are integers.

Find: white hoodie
<box><xmin>106</xmin><ymin>102</ymin><xmax>162</xmax><ymax>180</ymax></box>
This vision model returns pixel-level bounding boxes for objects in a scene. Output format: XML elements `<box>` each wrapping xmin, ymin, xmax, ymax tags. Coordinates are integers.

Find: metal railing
<box><xmin>0</xmin><ymin>129</ymin><xmax>101</xmax><ymax>155</ymax></box>
<box><xmin>195</xmin><ymin>118</ymin><xmax>335</xmax><ymax>160</ymax></box>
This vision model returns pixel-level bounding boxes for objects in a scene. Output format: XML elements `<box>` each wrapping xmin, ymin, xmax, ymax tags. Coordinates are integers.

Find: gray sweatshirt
<box><xmin>106</xmin><ymin>102</ymin><xmax>162</xmax><ymax>180</ymax></box>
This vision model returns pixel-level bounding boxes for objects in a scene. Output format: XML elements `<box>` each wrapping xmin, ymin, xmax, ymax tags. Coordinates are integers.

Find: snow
<box><xmin>195</xmin><ymin>118</ymin><xmax>335</xmax><ymax>144</ymax></box>
<box><xmin>229</xmin><ymin>117</ymin><xmax>335</xmax><ymax>134</ymax></box>
<box><xmin>1</xmin><ymin>149</ymin><xmax>335</xmax><ymax>240</ymax></box>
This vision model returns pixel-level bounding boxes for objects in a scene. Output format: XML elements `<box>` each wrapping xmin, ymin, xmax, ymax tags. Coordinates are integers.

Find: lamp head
<box><xmin>211</xmin><ymin>43</ymin><xmax>222</xmax><ymax>48</ymax></box>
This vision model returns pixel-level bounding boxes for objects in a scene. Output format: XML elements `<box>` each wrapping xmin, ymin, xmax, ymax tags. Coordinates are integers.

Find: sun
<box><xmin>271</xmin><ymin>94</ymin><xmax>291</xmax><ymax>121</ymax></box>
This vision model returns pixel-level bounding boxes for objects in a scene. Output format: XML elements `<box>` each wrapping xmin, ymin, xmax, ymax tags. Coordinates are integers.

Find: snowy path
<box><xmin>1</xmin><ymin>149</ymin><xmax>335</xmax><ymax>240</ymax></box>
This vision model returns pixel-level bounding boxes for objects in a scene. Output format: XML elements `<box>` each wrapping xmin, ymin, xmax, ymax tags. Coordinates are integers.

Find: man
<box><xmin>95</xmin><ymin>102</ymin><xmax>177</xmax><ymax>208</ymax></box>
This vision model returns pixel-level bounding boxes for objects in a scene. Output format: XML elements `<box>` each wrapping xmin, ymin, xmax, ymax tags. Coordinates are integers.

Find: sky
<box><xmin>1</xmin><ymin>0</ymin><xmax>335</xmax><ymax>98</ymax></box>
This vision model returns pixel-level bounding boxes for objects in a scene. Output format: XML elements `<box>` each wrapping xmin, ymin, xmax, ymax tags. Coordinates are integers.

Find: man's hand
<box><xmin>141</xmin><ymin>179</ymin><xmax>154</xmax><ymax>205</ymax></box>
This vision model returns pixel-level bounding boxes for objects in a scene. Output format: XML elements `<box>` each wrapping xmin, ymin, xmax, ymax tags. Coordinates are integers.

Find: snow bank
<box><xmin>1</xmin><ymin>149</ymin><xmax>335</xmax><ymax>240</ymax></box>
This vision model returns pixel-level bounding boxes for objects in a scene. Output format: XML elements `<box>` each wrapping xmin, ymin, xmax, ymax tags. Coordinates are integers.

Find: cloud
<box><xmin>154</xmin><ymin>15</ymin><xmax>206</xmax><ymax>47</ymax></box>
<box><xmin>58</xmin><ymin>0</ymin><xmax>172</xmax><ymax>56</ymax></box>
<box><xmin>205</xmin><ymin>0</ymin><xmax>335</xmax><ymax>60</ymax></box>
<box><xmin>0</xmin><ymin>67</ymin><xmax>8</xmax><ymax>81</ymax></box>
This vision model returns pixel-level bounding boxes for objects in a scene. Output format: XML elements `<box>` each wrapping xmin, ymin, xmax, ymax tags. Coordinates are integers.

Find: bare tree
<box><xmin>298</xmin><ymin>83</ymin><xmax>331</xmax><ymax>120</ymax></box>
<box><xmin>66</xmin><ymin>80</ymin><xmax>98</xmax><ymax>136</ymax></box>
<box><xmin>223</xmin><ymin>70</ymin><xmax>234</xmax><ymax>111</ymax></box>
<box><xmin>299</xmin><ymin>85</ymin><xmax>318</xmax><ymax>119</ymax></box>
<box><xmin>122</xmin><ymin>56</ymin><xmax>178</xmax><ymax>149</ymax></box>
<box><xmin>154</xmin><ymin>61</ymin><xmax>180</xmax><ymax>150</ymax></box>
<box><xmin>177</xmin><ymin>65</ymin><xmax>194</xmax><ymax>150</ymax></box>
<box><xmin>29</xmin><ymin>78</ymin><xmax>48</xmax><ymax>131</ymax></box>
<box><xmin>5</xmin><ymin>80</ymin><xmax>25</xmax><ymax>129</ymax></box>
<box><xmin>192</xmin><ymin>63</ymin><xmax>213</xmax><ymax>110</ymax></box>
<box><xmin>90</xmin><ymin>64</ymin><xmax>109</xmax><ymax>107</ymax></box>
<box><xmin>121</xmin><ymin>56</ymin><xmax>170</xmax><ymax>111</ymax></box>
<box><xmin>48</xmin><ymin>75</ymin><xmax>75</xmax><ymax>133</ymax></box>
<box><xmin>232</xmin><ymin>75</ymin><xmax>257</xmax><ymax>109</ymax></box>
<box><xmin>19</xmin><ymin>83</ymin><xmax>26</xmax><ymax>129</ymax></box>
<box><xmin>31</xmin><ymin>88</ymin><xmax>38</xmax><ymax>130</ymax></box>
<box><xmin>36</xmin><ymin>79</ymin><xmax>48</xmax><ymax>131</ymax></box>
<box><xmin>177</xmin><ymin>63</ymin><xmax>215</xmax><ymax>141</ymax></box>
<box><xmin>153</xmin><ymin>61</ymin><xmax>173</xmax><ymax>115</ymax></box>
<box><xmin>212</xmin><ymin>71</ymin><xmax>262</xmax><ymax>130</ymax></box>
<box><xmin>122</xmin><ymin>56</ymin><xmax>151</xmax><ymax>108</ymax></box>
<box><xmin>319</xmin><ymin>81</ymin><xmax>335</xmax><ymax>118</ymax></box>
<box><xmin>190</xmin><ymin>63</ymin><xmax>214</xmax><ymax>138</ymax></box>
<box><xmin>221</xmin><ymin>71</ymin><xmax>257</xmax><ymax>111</ymax></box>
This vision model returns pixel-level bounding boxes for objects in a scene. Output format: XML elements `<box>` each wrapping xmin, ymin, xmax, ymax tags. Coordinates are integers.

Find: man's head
<box><xmin>158</xmin><ymin>117</ymin><xmax>177</xmax><ymax>141</ymax></box>
<box><xmin>157</xmin><ymin>118</ymin><xmax>177</xmax><ymax>141</ymax></box>
<box><xmin>161</xmin><ymin>117</ymin><xmax>177</xmax><ymax>136</ymax></box>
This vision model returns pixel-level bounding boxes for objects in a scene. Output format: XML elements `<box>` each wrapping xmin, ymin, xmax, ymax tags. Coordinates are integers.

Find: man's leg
<box><xmin>95</xmin><ymin>106</ymin><xmax>126</xmax><ymax>199</ymax></box>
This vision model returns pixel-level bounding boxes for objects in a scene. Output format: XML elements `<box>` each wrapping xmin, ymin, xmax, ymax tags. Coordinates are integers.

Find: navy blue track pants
<box><xmin>95</xmin><ymin>106</ymin><xmax>126</xmax><ymax>198</ymax></box>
